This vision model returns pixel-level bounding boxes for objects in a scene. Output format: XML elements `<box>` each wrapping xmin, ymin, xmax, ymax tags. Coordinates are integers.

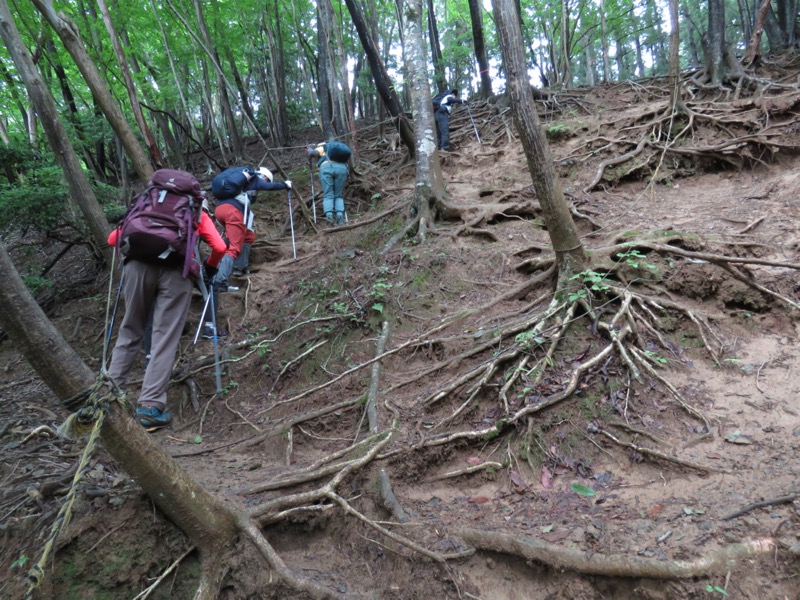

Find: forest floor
<box><xmin>1</xmin><ymin>75</ymin><xmax>800</xmax><ymax>600</ymax></box>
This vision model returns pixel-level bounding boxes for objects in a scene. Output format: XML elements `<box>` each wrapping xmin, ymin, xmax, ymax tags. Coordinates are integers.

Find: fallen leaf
<box><xmin>569</xmin><ymin>483</ymin><xmax>597</xmax><ymax>497</ymax></box>
<box><xmin>540</xmin><ymin>467</ymin><xmax>553</xmax><ymax>489</ymax></box>
<box><xmin>470</xmin><ymin>496</ymin><xmax>490</xmax><ymax>504</ymax></box>
<box><xmin>510</xmin><ymin>471</ymin><xmax>527</xmax><ymax>492</ymax></box>
<box><xmin>466</xmin><ymin>456</ymin><xmax>482</xmax><ymax>466</ymax></box>
<box><xmin>541</xmin><ymin>524</ymin><xmax>554</xmax><ymax>534</ymax></box>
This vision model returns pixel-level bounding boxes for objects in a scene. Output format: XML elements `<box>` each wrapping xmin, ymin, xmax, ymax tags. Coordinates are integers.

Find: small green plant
<box><xmin>515</xmin><ymin>331</ymin><xmax>544</xmax><ymax>349</ymax></box>
<box><xmin>642</xmin><ymin>349</ymin><xmax>668</xmax><ymax>364</ymax></box>
<box><xmin>10</xmin><ymin>554</ymin><xmax>28</xmax><ymax>570</ymax></box>
<box><xmin>616</xmin><ymin>248</ymin><xmax>656</xmax><ymax>271</ymax></box>
<box><xmin>22</xmin><ymin>275</ymin><xmax>54</xmax><ymax>295</ymax></box>
<box><xmin>705</xmin><ymin>584</ymin><xmax>729</xmax><ymax>596</ymax></box>
<box><xmin>568</xmin><ymin>269</ymin><xmax>610</xmax><ymax>302</ymax></box>
<box><xmin>545</xmin><ymin>123</ymin><xmax>570</xmax><ymax>138</ymax></box>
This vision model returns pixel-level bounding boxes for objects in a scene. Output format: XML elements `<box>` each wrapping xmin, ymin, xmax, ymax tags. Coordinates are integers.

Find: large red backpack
<box><xmin>118</xmin><ymin>169</ymin><xmax>203</xmax><ymax>278</ymax></box>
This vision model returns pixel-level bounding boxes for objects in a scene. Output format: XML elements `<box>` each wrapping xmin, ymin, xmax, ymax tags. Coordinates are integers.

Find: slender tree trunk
<box><xmin>0</xmin><ymin>0</ymin><xmax>111</xmax><ymax>261</ymax></box>
<box><xmin>402</xmin><ymin>0</ymin><xmax>446</xmax><ymax>241</ymax></box>
<box><xmin>491</xmin><ymin>0</ymin><xmax>587</xmax><ymax>287</ymax></box>
<box><xmin>743</xmin><ymin>0</ymin><xmax>774</xmax><ymax>65</ymax></box>
<box><xmin>344</xmin><ymin>0</ymin><xmax>415</xmax><ymax>156</ymax></box>
<box><xmin>763</xmin><ymin>5</ymin><xmax>786</xmax><ymax>52</ymax></box>
<box><xmin>706</xmin><ymin>0</ymin><xmax>727</xmax><ymax>85</ymax></box>
<box><xmin>600</xmin><ymin>0</ymin><xmax>611</xmax><ymax>82</ymax></box>
<box><xmin>191</xmin><ymin>0</ymin><xmax>242</xmax><ymax>159</ymax></box>
<box><xmin>270</xmin><ymin>0</ymin><xmax>289</xmax><ymax>145</ymax></box>
<box><xmin>468</xmin><ymin>0</ymin><xmax>493</xmax><ymax>97</ymax></box>
<box><xmin>96</xmin><ymin>0</ymin><xmax>164</xmax><ymax>168</ymax></box>
<box><xmin>318</xmin><ymin>0</ymin><xmax>335</xmax><ymax>139</ymax></box>
<box><xmin>667</xmin><ymin>0</ymin><xmax>681</xmax><ymax>111</ymax></box>
<box><xmin>30</xmin><ymin>0</ymin><xmax>153</xmax><ymax>182</ymax></box>
<box><xmin>427</xmin><ymin>0</ymin><xmax>447</xmax><ymax>92</ymax></box>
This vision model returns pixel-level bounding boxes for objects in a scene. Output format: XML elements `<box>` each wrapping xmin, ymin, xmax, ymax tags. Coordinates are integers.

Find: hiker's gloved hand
<box><xmin>284</xmin><ymin>180</ymin><xmax>293</xmax><ymax>190</ymax></box>
<box><xmin>203</xmin><ymin>260</ymin><xmax>218</xmax><ymax>285</ymax></box>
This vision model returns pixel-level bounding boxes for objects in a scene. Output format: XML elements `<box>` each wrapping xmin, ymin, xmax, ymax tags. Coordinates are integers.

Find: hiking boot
<box><xmin>136</xmin><ymin>405</ymin><xmax>172</xmax><ymax>429</ymax></box>
<box><xmin>232</xmin><ymin>267</ymin><xmax>249</xmax><ymax>277</ymax></box>
<box><xmin>202</xmin><ymin>323</ymin><xmax>229</xmax><ymax>340</ymax></box>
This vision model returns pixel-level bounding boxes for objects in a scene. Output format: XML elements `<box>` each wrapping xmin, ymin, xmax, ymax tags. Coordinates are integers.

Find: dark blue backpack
<box><xmin>432</xmin><ymin>91</ymin><xmax>448</xmax><ymax>111</ymax></box>
<box><xmin>326</xmin><ymin>141</ymin><xmax>352</xmax><ymax>163</ymax></box>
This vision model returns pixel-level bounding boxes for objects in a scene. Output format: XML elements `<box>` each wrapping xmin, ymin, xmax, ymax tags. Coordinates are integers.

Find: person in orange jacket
<box><xmin>106</xmin><ymin>201</ymin><xmax>226</xmax><ymax>429</ymax></box>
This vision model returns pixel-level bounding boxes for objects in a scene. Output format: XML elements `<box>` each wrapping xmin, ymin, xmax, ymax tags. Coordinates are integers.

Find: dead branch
<box><xmin>721</xmin><ymin>491</ymin><xmax>799</xmax><ymax>521</ymax></box>
<box><xmin>456</xmin><ymin>528</ymin><xmax>775</xmax><ymax>578</ymax></box>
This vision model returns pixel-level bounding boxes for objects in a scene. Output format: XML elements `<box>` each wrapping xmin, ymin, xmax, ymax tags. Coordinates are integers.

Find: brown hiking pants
<box><xmin>107</xmin><ymin>260</ymin><xmax>193</xmax><ymax>409</ymax></box>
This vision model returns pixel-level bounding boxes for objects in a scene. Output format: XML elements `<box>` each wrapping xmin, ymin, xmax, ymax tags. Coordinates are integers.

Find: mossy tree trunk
<box><xmin>491</xmin><ymin>0</ymin><xmax>588</xmax><ymax>290</ymax></box>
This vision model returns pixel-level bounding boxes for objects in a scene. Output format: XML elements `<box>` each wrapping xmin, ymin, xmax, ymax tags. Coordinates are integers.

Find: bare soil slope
<box><xmin>1</xmin><ymin>78</ymin><xmax>799</xmax><ymax>600</ymax></box>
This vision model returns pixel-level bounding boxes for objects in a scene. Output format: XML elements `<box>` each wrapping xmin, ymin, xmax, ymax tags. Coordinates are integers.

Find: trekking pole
<box><xmin>208</xmin><ymin>287</ymin><xmax>224</xmax><ymax>394</ymax></box>
<box><xmin>287</xmin><ymin>189</ymin><xmax>297</xmax><ymax>259</ymax></box>
<box><xmin>309</xmin><ymin>158</ymin><xmax>317</xmax><ymax>224</ymax></box>
<box><xmin>102</xmin><ymin>268</ymin><xmax>124</xmax><ymax>371</ymax></box>
<box><xmin>465</xmin><ymin>103</ymin><xmax>482</xmax><ymax>144</ymax></box>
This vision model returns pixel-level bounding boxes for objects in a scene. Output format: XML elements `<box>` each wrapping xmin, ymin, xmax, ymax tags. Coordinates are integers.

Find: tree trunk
<box><xmin>402</xmin><ymin>0</ymin><xmax>446</xmax><ymax>243</ymax></box>
<box><xmin>30</xmin><ymin>0</ymin><xmax>153</xmax><ymax>182</ymax></box>
<box><xmin>743</xmin><ymin>0</ymin><xmax>774</xmax><ymax>65</ymax></box>
<box><xmin>96</xmin><ymin>0</ymin><xmax>164</xmax><ymax>169</ymax></box>
<box><xmin>468</xmin><ymin>0</ymin><xmax>493</xmax><ymax>98</ymax></box>
<box><xmin>317</xmin><ymin>0</ymin><xmax>335</xmax><ymax>139</ymax></box>
<box><xmin>667</xmin><ymin>0</ymin><xmax>681</xmax><ymax>111</ymax></box>
<box><xmin>0</xmin><ymin>0</ymin><xmax>112</xmax><ymax>262</ymax></box>
<box><xmin>491</xmin><ymin>0</ymin><xmax>587</xmax><ymax>287</ymax></box>
<box><xmin>427</xmin><ymin>0</ymin><xmax>447</xmax><ymax>92</ymax></box>
<box><xmin>600</xmin><ymin>0</ymin><xmax>611</xmax><ymax>82</ymax></box>
<box><xmin>344</xmin><ymin>0</ymin><xmax>416</xmax><ymax>157</ymax></box>
<box><xmin>190</xmin><ymin>0</ymin><xmax>242</xmax><ymax>159</ymax></box>
<box><xmin>706</xmin><ymin>0</ymin><xmax>727</xmax><ymax>85</ymax></box>
<box><xmin>269</xmin><ymin>0</ymin><xmax>290</xmax><ymax>145</ymax></box>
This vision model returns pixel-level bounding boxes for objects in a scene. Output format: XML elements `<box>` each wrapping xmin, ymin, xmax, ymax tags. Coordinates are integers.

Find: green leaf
<box><xmin>569</xmin><ymin>483</ymin><xmax>596</xmax><ymax>497</ymax></box>
<box><xmin>191</xmin><ymin>436</ymin><xmax>203</xmax><ymax>444</ymax></box>
<box><xmin>541</xmin><ymin>524</ymin><xmax>554</xmax><ymax>533</ymax></box>
<box><xmin>10</xmin><ymin>555</ymin><xmax>28</xmax><ymax>570</ymax></box>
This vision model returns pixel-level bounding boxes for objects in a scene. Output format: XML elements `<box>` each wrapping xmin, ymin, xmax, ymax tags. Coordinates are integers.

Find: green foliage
<box><xmin>22</xmin><ymin>275</ymin><xmax>55</xmax><ymax>296</ymax></box>
<box><xmin>568</xmin><ymin>269</ymin><xmax>610</xmax><ymax>302</ymax></box>
<box><xmin>705</xmin><ymin>584</ymin><xmax>728</xmax><ymax>596</ymax></box>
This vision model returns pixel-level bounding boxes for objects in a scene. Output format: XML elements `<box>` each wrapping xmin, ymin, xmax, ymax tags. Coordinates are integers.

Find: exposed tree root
<box><xmin>455</xmin><ymin>528</ymin><xmax>775</xmax><ymax>578</ymax></box>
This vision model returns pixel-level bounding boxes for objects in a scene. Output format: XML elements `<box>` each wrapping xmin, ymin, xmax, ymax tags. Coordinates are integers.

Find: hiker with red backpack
<box><xmin>433</xmin><ymin>89</ymin><xmax>464</xmax><ymax>151</ymax></box>
<box><xmin>210</xmin><ymin>166</ymin><xmax>292</xmax><ymax>286</ymax></box>
<box><xmin>309</xmin><ymin>142</ymin><xmax>351</xmax><ymax>225</ymax></box>
<box><xmin>107</xmin><ymin>169</ymin><xmax>227</xmax><ymax>429</ymax></box>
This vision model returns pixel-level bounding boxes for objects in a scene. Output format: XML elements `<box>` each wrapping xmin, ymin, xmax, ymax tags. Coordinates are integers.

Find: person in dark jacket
<box><xmin>434</xmin><ymin>89</ymin><xmax>464</xmax><ymax>151</ymax></box>
<box><xmin>211</xmin><ymin>166</ymin><xmax>291</xmax><ymax>284</ymax></box>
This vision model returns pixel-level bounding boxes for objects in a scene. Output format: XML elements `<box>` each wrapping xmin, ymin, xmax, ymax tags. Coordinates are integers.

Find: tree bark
<box><xmin>30</xmin><ymin>0</ymin><xmax>153</xmax><ymax>182</ymax></box>
<box><xmin>706</xmin><ymin>0</ymin><xmax>727</xmax><ymax>85</ymax></box>
<box><xmin>427</xmin><ymin>0</ymin><xmax>447</xmax><ymax>92</ymax></box>
<box><xmin>491</xmin><ymin>0</ymin><xmax>587</xmax><ymax>287</ymax></box>
<box><xmin>743</xmin><ymin>0</ymin><xmax>775</xmax><ymax>65</ymax></box>
<box><xmin>667</xmin><ymin>0</ymin><xmax>680</xmax><ymax>111</ymax></box>
<box><xmin>344</xmin><ymin>0</ymin><xmax>416</xmax><ymax>157</ymax></box>
<box><xmin>0</xmin><ymin>0</ymin><xmax>112</xmax><ymax>262</ymax></box>
<box><xmin>317</xmin><ymin>0</ymin><xmax>335</xmax><ymax>139</ymax></box>
<box><xmin>96</xmin><ymin>0</ymin><xmax>164</xmax><ymax>168</ymax></box>
<box><xmin>467</xmin><ymin>0</ymin><xmax>493</xmax><ymax>98</ymax></box>
<box><xmin>402</xmin><ymin>0</ymin><xmax>446</xmax><ymax>242</ymax></box>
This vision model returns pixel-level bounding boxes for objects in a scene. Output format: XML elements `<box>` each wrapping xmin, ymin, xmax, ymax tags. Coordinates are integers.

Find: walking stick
<box><xmin>194</xmin><ymin>274</ymin><xmax>224</xmax><ymax>393</ymax></box>
<box><xmin>208</xmin><ymin>287</ymin><xmax>224</xmax><ymax>394</ymax></box>
<box><xmin>309</xmin><ymin>158</ymin><xmax>317</xmax><ymax>224</ymax></box>
<box><xmin>287</xmin><ymin>189</ymin><xmax>297</xmax><ymax>259</ymax></box>
<box><xmin>465</xmin><ymin>103</ymin><xmax>482</xmax><ymax>144</ymax></box>
<box><xmin>102</xmin><ymin>271</ymin><xmax>124</xmax><ymax>369</ymax></box>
